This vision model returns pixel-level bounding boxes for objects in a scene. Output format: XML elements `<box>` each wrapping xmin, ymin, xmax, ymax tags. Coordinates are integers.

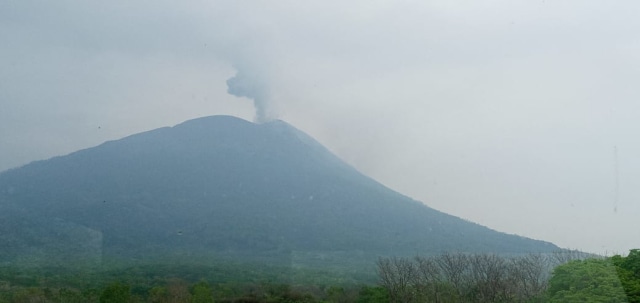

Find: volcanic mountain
<box><xmin>0</xmin><ymin>116</ymin><xmax>558</xmax><ymax>266</ymax></box>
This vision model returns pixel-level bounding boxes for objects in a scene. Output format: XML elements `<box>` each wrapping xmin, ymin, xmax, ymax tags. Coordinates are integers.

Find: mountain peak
<box><xmin>174</xmin><ymin>115</ymin><xmax>254</xmax><ymax>128</ymax></box>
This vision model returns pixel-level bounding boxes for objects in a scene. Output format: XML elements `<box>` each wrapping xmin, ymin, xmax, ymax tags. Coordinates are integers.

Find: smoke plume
<box><xmin>226</xmin><ymin>69</ymin><xmax>272</xmax><ymax>123</ymax></box>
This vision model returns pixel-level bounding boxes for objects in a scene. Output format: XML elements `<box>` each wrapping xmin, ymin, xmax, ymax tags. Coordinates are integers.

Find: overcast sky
<box><xmin>1</xmin><ymin>0</ymin><xmax>639</xmax><ymax>255</ymax></box>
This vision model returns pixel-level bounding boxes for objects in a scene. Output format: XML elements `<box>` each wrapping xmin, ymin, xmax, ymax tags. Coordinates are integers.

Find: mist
<box><xmin>1</xmin><ymin>0</ymin><xmax>639</xmax><ymax>254</ymax></box>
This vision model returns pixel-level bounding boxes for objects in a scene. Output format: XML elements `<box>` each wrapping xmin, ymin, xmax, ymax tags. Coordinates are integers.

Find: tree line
<box><xmin>0</xmin><ymin>278</ymin><xmax>386</xmax><ymax>303</ymax></box>
<box><xmin>377</xmin><ymin>253</ymin><xmax>552</xmax><ymax>303</ymax></box>
<box><xmin>1</xmin><ymin>249</ymin><xmax>638</xmax><ymax>303</ymax></box>
<box><xmin>376</xmin><ymin>250</ymin><xmax>640</xmax><ymax>303</ymax></box>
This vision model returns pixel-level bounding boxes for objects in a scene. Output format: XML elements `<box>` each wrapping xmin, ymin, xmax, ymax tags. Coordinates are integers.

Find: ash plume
<box><xmin>226</xmin><ymin>69</ymin><xmax>272</xmax><ymax>123</ymax></box>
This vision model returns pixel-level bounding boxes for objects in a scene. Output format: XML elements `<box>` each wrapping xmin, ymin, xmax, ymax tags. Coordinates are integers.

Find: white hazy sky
<box><xmin>1</xmin><ymin>0</ymin><xmax>638</xmax><ymax>255</ymax></box>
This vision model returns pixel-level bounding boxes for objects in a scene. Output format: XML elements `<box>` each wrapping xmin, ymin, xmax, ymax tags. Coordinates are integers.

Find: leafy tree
<box><xmin>191</xmin><ymin>280</ymin><xmax>214</xmax><ymax>303</ymax></box>
<box><xmin>357</xmin><ymin>286</ymin><xmax>388</xmax><ymax>303</ymax></box>
<box><xmin>100</xmin><ymin>281</ymin><xmax>131</xmax><ymax>303</ymax></box>
<box><xmin>622</xmin><ymin>249</ymin><xmax>640</xmax><ymax>278</ymax></box>
<box><xmin>546</xmin><ymin>259</ymin><xmax>627</xmax><ymax>302</ymax></box>
<box><xmin>612</xmin><ymin>249</ymin><xmax>640</xmax><ymax>303</ymax></box>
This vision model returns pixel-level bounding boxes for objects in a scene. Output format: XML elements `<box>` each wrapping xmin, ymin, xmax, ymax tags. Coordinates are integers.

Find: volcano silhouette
<box><xmin>0</xmin><ymin>116</ymin><xmax>558</xmax><ymax>266</ymax></box>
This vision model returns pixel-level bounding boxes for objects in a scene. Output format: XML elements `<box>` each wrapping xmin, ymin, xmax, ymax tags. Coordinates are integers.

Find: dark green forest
<box><xmin>0</xmin><ymin>260</ymin><xmax>380</xmax><ymax>303</ymax></box>
<box><xmin>1</xmin><ymin>250</ymin><xmax>638</xmax><ymax>303</ymax></box>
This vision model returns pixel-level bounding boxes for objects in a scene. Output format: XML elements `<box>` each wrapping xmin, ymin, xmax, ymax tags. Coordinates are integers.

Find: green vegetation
<box><xmin>100</xmin><ymin>282</ymin><xmax>131</xmax><ymax>303</ymax></box>
<box><xmin>0</xmin><ymin>263</ymin><xmax>373</xmax><ymax>303</ymax></box>
<box><xmin>1</xmin><ymin>249</ymin><xmax>638</xmax><ymax>302</ymax></box>
<box><xmin>191</xmin><ymin>281</ymin><xmax>214</xmax><ymax>303</ymax></box>
<box><xmin>546</xmin><ymin>258</ymin><xmax>626</xmax><ymax>302</ymax></box>
<box><xmin>544</xmin><ymin>250</ymin><xmax>640</xmax><ymax>302</ymax></box>
<box><xmin>612</xmin><ymin>249</ymin><xmax>640</xmax><ymax>302</ymax></box>
<box><xmin>375</xmin><ymin>250</ymin><xmax>640</xmax><ymax>303</ymax></box>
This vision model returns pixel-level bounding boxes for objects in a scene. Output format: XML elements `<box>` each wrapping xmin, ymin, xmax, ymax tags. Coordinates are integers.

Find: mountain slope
<box><xmin>0</xmin><ymin>115</ymin><xmax>558</xmax><ymax>266</ymax></box>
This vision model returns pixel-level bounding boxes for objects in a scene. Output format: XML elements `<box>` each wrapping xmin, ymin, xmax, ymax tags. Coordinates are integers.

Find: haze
<box><xmin>1</xmin><ymin>0</ymin><xmax>638</xmax><ymax>255</ymax></box>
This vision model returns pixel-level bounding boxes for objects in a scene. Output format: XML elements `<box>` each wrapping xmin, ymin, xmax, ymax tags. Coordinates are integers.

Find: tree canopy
<box><xmin>547</xmin><ymin>258</ymin><xmax>628</xmax><ymax>302</ymax></box>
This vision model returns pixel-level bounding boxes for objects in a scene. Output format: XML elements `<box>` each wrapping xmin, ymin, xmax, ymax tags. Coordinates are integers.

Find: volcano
<box><xmin>0</xmin><ymin>116</ymin><xmax>558</xmax><ymax>267</ymax></box>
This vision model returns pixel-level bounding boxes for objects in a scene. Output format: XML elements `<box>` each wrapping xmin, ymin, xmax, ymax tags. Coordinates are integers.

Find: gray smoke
<box><xmin>226</xmin><ymin>69</ymin><xmax>271</xmax><ymax>123</ymax></box>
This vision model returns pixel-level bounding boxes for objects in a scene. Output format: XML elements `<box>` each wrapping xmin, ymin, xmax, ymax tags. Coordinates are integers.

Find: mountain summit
<box><xmin>0</xmin><ymin>116</ymin><xmax>558</xmax><ymax>266</ymax></box>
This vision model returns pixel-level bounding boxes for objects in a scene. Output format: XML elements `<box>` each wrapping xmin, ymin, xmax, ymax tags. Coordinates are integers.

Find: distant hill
<box><xmin>0</xmin><ymin>115</ymin><xmax>558</xmax><ymax>267</ymax></box>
